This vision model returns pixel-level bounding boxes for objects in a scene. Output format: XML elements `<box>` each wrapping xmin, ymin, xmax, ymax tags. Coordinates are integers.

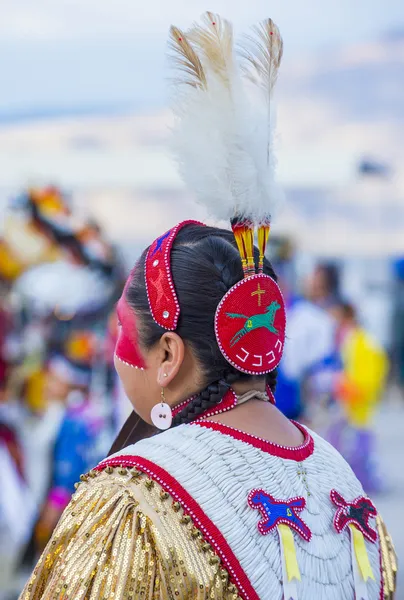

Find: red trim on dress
<box><xmin>266</xmin><ymin>384</ymin><xmax>276</xmax><ymax>405</ymax></box>
<box><xmin>95</xmin><ymin>455</ymin><xmax>259</xmax><ymax>600</ymax></box>
<box><xmin>172</xmin><ymin>387</ymin><xmax>275</xmax><ymax>421</ymax></box>
<box><xmin>193</xmin><ymin>420</ymin><xmax>314</xmax><ymax>462</ymax></box>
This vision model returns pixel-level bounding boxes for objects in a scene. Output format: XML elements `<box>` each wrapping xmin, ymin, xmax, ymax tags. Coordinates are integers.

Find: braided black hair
<box><xmin>125</xmin><ymin>223</ymin><xmax>278</xmax><ymax>426</ymax></box>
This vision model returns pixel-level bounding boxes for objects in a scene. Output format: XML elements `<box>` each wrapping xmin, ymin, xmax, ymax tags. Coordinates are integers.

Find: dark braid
<box><xmin>267</xmin><ymin>367</ymin><xmax>278</xmax><ymax>394</ymax></box>
<box><xmin>172</xmin><ymin>371</ymin><xmax>240</xmax><ymax>426</ymax></box>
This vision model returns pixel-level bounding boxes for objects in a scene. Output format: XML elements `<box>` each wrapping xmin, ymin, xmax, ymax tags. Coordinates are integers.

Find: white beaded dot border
<box><xmin>214</xmin><ymin>273</ymin><xmax>287</xmax><ymax>375</ymax></box>
<box><xmin>330</xmin><ymin>489</ymin><xmax>378</xmax><ymax>542</ymax></box>
<box><xmin>114</xmin><ymin>353</ymin><xmax>145</xmax><ymax>370</ymax></box>
<box><xmin>247</xmin><ymin>488</ymin><xmax>311</xmax><ymax>541</ymax></box>
<box><xmin>144</xmin><ymin>220</ymin><xmax>205</xmax><ymax>331</ymax></box>
<box><xmin>194</xmin><ymin>419</ymin><xmax>313</xmax><ymax>455</ymax></box>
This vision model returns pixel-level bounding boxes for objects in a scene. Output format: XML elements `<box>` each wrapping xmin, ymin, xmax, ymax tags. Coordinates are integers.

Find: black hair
<box><xmin>126</xmin><ymin>223</ymin><xmax>278</xmax><ymax>426</ymax></box>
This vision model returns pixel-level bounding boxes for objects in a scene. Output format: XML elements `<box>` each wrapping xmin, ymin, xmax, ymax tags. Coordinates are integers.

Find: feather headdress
<box><xmin>168</xmin><ymin>12</ymin><xmax>283</xmax><ymax>274</ymax></box>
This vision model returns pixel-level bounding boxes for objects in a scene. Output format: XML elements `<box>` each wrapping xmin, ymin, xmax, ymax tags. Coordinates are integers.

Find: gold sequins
<box><xmin>180</xmin><ymin>515</ymin><xmax>191</xmax><ymax>525</ymax></box>
<box><xmin>21</xmin><ymin>468</ymin><xmax>241</xmax><ymax>600</ymax></box>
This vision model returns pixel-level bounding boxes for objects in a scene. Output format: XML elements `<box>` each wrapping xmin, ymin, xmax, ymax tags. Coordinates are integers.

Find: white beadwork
<box><xmin>106</xmin><ymin>425</ymin><xmax>382</xmax><ymax>600</ymax></box>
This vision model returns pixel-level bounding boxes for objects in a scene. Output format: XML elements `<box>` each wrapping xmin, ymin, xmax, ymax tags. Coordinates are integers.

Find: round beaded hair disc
<box><xmin>215</xmin><ymin>273</ymin><xmax>286</xmax><ymax>375</ymax></box>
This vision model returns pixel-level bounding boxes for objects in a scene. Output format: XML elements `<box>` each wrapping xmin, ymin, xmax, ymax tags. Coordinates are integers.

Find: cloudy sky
<box><xmin>1</xmin><ymin>0</ymin><xmax>403</xmax><ymax>112</ymax></box>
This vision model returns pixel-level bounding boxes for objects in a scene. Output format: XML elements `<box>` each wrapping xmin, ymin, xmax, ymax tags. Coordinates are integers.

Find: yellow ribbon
<box><xmin>278</xmin><ymin>524</ymin><xmax>301</xmax><ymax>582</ymax></box>
<box><xmin>349</xmin><ymin>524</ymin><xmax>375</xmax><ymax>582</ymax></box>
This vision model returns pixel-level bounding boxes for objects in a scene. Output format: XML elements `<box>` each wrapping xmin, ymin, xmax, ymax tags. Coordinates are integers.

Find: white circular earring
<box><xmin>150</xmin><ymin>388</ymin><xmax>173</xmax><ymax>430</ymax></box>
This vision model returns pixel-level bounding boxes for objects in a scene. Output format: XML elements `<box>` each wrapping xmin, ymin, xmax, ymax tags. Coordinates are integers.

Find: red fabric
<box><xmin>215</xmin><ymin>274</ymin><xmax>286</xmax><ymax>375</ymax></box>
<box><xmin>330</xmin><ymin>489</ymin><xmax>378</xmax><ymax>543</ymax></box>
<box><xmin>95</xmin><ymin>455</ymin><xmax>259</xmax><ymax>600</ymax></box>
<box><xmin>144</xmin><ymin>220</ymin><xmax>205</xmax><ymax>330</ymax></box>
<box><xmin>172</xmin><ymin>387</ymin><xmax>275</xmax><ymax>421</ymax></box>
<box><xmin>172</xmin><ymin>389</ymin><xmax>237</xmax><ymax>419</ymax></box>
<box><xmin>266</xmin><ymin>384</ymin><xmax>276</xmax><ymax>405</ymax></box>
<box><xmin>193</xmin><ymin>420</ymin><xmax>314</xmax><ymax>462</ymax></box>
<box><xmin>379</xmin><ymin>542</ymin><xmax>384</xmax><ymax>600</ymax></box>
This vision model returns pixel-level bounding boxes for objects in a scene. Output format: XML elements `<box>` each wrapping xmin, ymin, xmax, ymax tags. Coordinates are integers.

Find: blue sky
<box><xmin>1</xmin><ymin>0</ymin><xmax>403</xmax><ymax>112</ymax></box>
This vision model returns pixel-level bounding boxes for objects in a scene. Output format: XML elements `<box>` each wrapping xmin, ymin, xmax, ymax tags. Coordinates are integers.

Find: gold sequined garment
<box><xmin>20</xmin><ymin>469</ymin><xmax>240</xmax><ymax>600</ymax></box>
<box><xmin>377</xmin><ymin>516</ymin><xmax>398</xmax><ymax>600</ymax></box>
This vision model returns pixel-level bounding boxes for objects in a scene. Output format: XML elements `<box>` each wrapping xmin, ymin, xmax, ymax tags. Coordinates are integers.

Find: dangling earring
<box><xmin>151</xmin><ymin>388</ymin><xmax>173</xmax><ymax>430</ymax></box>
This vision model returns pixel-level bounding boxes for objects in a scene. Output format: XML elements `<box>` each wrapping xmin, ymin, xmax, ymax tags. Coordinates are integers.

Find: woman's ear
<box><xmin>156</xmin><ymin>332</ymin><xmax>185</xmax><ymax>387</ymax></box>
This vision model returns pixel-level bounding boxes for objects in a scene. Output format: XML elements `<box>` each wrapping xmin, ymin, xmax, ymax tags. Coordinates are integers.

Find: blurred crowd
<box><xmin>0</xmin><ymin>187</ymin><xmax>130</xmax><ymax>595</ymax></box>
<box><xmin>0</xmin><ymin>188</ymin><xmax>402</xmax><ymax>597</ymax></box>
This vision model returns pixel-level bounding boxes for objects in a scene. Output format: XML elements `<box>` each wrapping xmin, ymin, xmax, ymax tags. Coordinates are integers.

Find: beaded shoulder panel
<box><xmin>104</xmin><ymin>423</ymin><xmax>385</xmax><ymax>600</ymax></box>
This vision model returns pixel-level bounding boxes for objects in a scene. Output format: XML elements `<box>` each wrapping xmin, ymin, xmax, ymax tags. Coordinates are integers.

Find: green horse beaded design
<box><xmin>227</xmin><ymin>301</ymin><xmax>281</xmax><ymax>348</ymax></box>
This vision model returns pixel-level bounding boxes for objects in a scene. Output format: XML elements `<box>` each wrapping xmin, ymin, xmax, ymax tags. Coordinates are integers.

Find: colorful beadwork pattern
<box><xmin>144</xmin><ymin>220</ymin><xmax>205</xmax><ymax>330</ymax></box>
<box><xmin>330</xmin><ymin>489</ymin><xmax>378</xmax><ymax>543</ymax></box>
<box><xmin>215</xmin><ymin>274</ymin><xmax>286</xmax><ymax>375</ymax></box>
<box><xmin>248</xmin><ymin>489</ymin><xmax>311</xmax><ymax>541</ymax></box>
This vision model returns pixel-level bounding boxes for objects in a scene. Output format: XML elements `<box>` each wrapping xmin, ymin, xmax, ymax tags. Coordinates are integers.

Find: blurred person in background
<box><xmin>0</xmin><ymin>294</ymin><xmax>11</xmax><ymax>403</ymax></box>
<box><xmin>328</xmin><ymin>301</ymin><xmax>389</xmax><ymax>493</ymax></box>
<box><xmin>307</xmin><ymin>262</ymin><xmax>340</xmax><ymax>309</ymax></box>
<box><xmin>32</xmin><ymin>332</ymin><xmax>106</xmax><ymax>553</ymax></box>
<box><xmin>21</xmin><ymin>14</ymin><xmax>397</xmax><ymax>600</ymax></box>
<box><xmin>274</xmin><ymin>256</ymin><xmax>339</xmax><ymax>424</ymax></box>
<box><xmin>392</xmin><ymin>257</ymin><xmax>404</xmax><ymax>398</ymax></box>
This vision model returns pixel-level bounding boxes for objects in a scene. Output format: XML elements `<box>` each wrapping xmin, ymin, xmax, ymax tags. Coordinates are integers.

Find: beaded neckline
<box><xmin>172</xmin><ymin>386</ymin><xmax>275</xmax><ymax>422</ymax></box>
<box><xmin>192</xmin><ymin>420</ymin><xmax>314</xmax><ymax>462</ymax></box>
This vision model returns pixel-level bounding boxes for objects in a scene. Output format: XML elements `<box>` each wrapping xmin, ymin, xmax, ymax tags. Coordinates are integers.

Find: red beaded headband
<box><xmin>144</xmin><ymin>220</ymin><xmax>205</xmax><ymax>330</ymax></box>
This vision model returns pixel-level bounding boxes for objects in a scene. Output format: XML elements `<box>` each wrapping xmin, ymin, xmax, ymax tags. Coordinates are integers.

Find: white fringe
<box><xmin>116</xmin><ymin>426</ymin><xmax>382</xmax><ymax>600</ymax></box>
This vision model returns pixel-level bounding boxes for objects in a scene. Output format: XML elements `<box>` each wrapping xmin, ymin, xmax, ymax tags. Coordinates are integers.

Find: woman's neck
<box><xmin>231</xmin><ymin>379</ymin><xmax>266</xmax><ymax>397</ymax></box>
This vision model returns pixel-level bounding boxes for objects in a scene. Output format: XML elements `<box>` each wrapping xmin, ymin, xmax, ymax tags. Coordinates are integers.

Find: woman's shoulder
<box><xmin>21</xmin><ymin>459</ymin><xmax>236</xmax><ymax>600</ymax></box>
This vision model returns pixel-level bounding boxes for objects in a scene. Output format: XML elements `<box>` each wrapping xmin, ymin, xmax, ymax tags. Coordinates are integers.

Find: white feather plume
<box><xmin>169</xmin><ymin>13</ymin><xmax>283</xmax><ymax>223</ymax></box>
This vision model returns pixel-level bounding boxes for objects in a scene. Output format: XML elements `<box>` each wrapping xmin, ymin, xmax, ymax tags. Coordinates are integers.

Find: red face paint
<box><xmin>115</xmin><ymin>288</ymin><xmax>147</xmax><ymax>370</ymax></box>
